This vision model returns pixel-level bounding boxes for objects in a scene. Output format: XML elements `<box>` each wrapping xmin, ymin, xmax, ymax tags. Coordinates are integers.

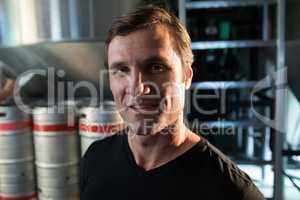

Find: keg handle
<box><xmin>78</xmin><ymin>113</ymin><xmax>87</xmax><ymax>119</ymax></box>
<box><xmin>0</xmin><ymin>112</ymin><xmax>7</xmax><ymax>117</ymax></box>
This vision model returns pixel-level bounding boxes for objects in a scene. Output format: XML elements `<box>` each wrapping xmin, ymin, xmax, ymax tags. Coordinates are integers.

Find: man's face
<box><xmin>108</xmin><ymin>25</ymin><xmax>192</xmax><ymax>135</ymax></box>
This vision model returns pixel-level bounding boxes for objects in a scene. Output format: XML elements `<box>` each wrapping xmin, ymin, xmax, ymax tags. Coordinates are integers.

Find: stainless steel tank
<box><xmin>0</xmin><ymin>106</ymin><xmax>36</xmax><ymax>199</ymax></box>
<box><xmin>79</xmin><ymin>101</ymin><xmax>125</xmax><ymax>156</ymax></box>
<box><xmin>0</xmin><ymin>0</ymin><xmax>139</xmax><ymax>46</ymax></box>
<box><xmin>32</xmin><ymin>105</ymin><xmax>79</xmax><ymax>200</ymax></box>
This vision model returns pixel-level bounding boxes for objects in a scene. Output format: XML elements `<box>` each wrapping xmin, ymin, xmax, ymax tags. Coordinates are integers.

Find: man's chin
<box><xmin>126</xmin><ymin>121</ymin><xmax>156</xmax><ymax>136</ymax></box>
<box><xmin>126</xmin><ymin>117</ymin><xmax>179</xmax><ymax>138</ymax></box>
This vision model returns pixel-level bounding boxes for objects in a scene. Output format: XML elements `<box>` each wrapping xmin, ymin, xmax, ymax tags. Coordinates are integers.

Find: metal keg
<box><xmin>79</xmin><ymin>101</ymin><xmax>125</xmax><ymax>156</ymax></box>
<box><xmin>32</xmin><ymin>105</ymin><xmax>79</xmax><ymax>200</ymax></box>
<box><xmin>37</xmin><ymin>184</ymin><xmax>79</xmax><ymax>200</ymax></box>
<box><xmin>36</xmin><ymin>163</ymin><xmax>79</xmax><ymax>188</ymax></box>
<box><xmin>32</xmin><ymin>106</ymin><xmax>78</xmax><ymax>164</ymax></box>
<box><xmin>0</xmin><ymin>162</ymin><xmax>36</xmax><ymax>199</ymax></box>
<box><xmin>0</xmin><ymin>106</ymin><xmax>36</xmax><ymax>200</ymax></box>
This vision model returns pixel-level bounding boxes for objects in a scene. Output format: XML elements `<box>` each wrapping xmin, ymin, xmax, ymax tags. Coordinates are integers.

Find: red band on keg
<box><xmin>80</xmin><ymin>123</ymin><xmax>125</xmax><ymax>134</ymax></box>
<box><xmin>0</xmin><ymin>120</ymin><xmax>32</xmax><ymax>131</ymax></box>
<box><xmin>33</xmin><ymin>123</ymin><xmax>76</xmax><ymax>132</ymax></box>
<box><xmin>0</xmin><ymin>193</ymin><xmax>37</xmax><ymax>200</ymax></box>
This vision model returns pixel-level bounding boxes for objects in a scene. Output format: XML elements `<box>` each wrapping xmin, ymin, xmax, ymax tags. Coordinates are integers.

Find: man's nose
<box><xmin>127</xmin><ymin>71</ymin><xmax>150</xmax><ymax>96</ymax></box>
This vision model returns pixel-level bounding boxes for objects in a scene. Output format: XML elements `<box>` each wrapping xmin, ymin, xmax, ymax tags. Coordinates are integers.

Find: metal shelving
<box><xmin>198</xmin><ymin>120</ymin><xmax>268</xmax><ymax>128</ymax></box>
<box><xmin>180</xmin><ymin>0</ymin><xmax>274</xmax><ymax>50</ymax></box>
<box><xmin>191</xmin><ymin>40</ymin><xmax>276</xmax><ymax>50</ymax></box>
<box><xmin>191</xmin><ymin>81</ymin><xmax>258</xmax><ymax>89</ymax></box>
<box><xmin>185</xmin><ymin>0</ymin><xmax>276</xmax><ymax>9</ymax></box>
<box><xmin>179</xmin><ymin>1</ymin><xmax>286</xmax><ymax>200</ymax></box>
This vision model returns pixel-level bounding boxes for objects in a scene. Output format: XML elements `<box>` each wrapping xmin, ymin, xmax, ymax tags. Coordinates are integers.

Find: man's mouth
<box><xmin>128</xmin><ymin>103</ymin><xmax>160</xmax><ymax>113</ymax></box>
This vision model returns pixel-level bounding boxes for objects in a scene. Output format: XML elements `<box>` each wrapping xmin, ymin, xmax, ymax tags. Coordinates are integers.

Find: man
<box><xmin>0</xmin><ymin>78</ymin><xmax>15</xmax><ymax>102</ymax></box>
<box><xmin>80</xmin><ymin>5</ymin><xmax>265</xmax><ymax>200</ymax></box>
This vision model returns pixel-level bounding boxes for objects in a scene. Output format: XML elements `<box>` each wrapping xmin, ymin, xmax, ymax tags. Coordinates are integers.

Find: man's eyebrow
<box><xmin>109</xmin><ymin>61</ymin><xmax>128</xmax><ymax>69</ymax></box>
<box><xmin>142</xmin><ymin>56</ymin><xmax>170</xmax><ymax>64</ymax></box>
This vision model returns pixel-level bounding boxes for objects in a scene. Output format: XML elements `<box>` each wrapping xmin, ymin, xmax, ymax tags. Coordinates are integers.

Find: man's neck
<box><xmin>127</xmin><ymin>118</ymin><xmax>200</xmax><ymax>171</ymax></box>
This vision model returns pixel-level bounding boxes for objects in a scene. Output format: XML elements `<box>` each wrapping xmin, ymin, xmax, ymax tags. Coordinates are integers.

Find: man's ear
<box><xmin>183</xmin><ymin>66</ymin><xmax>193</xmax><ymax>89</ymax></box>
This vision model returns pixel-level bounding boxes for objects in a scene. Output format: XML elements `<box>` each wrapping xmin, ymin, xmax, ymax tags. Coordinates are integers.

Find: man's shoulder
<box><xmin>193</xmin><ymin>137</ymin><xmax>264</xmax><ymax>199</ymax></box>
<box><xmin>197</xmin><ymin>137</ymin><xmax>252</xmax><ymax>181</ymax></box>
<box><xmin>83</xmin><ymin>128</ymin><xmax>127</xmax><ymax>159</ymax></box>
<box><xmin>87</xmin><ymin>134</ymin><xmax>123</xmax><ymax>154</ymax></box>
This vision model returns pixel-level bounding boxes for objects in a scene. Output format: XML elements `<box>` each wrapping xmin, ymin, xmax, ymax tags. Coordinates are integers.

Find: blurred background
<box><xmin>0</xmin><ymin>0</ymin><xmax>299</xmax><ymax>200</ymax></box>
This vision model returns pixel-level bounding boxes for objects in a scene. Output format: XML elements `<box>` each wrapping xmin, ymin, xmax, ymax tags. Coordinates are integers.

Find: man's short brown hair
<box><xmin>104</xmin><ymin>5</ymin><xmax>194</xmax><ymax>68</ymax></box>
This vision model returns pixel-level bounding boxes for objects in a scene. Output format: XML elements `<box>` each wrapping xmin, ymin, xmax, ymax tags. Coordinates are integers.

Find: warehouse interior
<box><xmin>0</xmin><ymin>0</ymin><xmax>299</xmax><ymax>200</ymax></box>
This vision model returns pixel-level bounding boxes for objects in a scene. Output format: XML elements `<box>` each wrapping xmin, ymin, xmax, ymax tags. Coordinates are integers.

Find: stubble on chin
<box><xmin>127</xmin><ymin>118</ymin><xmax>154</xmax><ymax>136</ymax></box>
<box><xmin>126</xmin><ymin>116</ymin><xmax>179</xmax><ymax>139</ymax></box>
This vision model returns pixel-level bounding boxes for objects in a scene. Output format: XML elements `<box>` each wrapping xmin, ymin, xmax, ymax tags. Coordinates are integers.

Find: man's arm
<box><xmin>0</xmin><ymin>79</ymin><xmax>15</xmax><ymax>102</ymax></box>
<box><xmin>242</xmin><ymin>184</ymin><xmax>265</xmax><ymax>200</ymax></box>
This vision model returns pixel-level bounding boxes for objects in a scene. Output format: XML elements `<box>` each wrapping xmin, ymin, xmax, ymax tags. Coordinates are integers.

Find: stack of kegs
<box><xmin>0</xmin><ymin>100</ymin><xmax>125</xmax><ymax>198</ymax></box>
<box><xmin>79</xmin><ymin>101</ymin><xmax>125</xmax><ymax>156</ymax></box>
<box><xmin>32</xmin><ymin>105</ymin><xmax>79</xmax><ymax>200</ymax></box>
<box><xmin>0</xmin><ymin>106</ymin><xmax>36</xmax><ymax>200</ymax></box>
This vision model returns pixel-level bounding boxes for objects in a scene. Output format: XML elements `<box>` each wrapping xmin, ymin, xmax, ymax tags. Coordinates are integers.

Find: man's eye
<box><xmin>110</xmin><ymin>67</ymin><xmax>129</xmax><ymax>75</ymax></box>
<box><xmin>150</xmin><ymin>64</ymin><xmax>165</xmax><ymax>73</ymax></box>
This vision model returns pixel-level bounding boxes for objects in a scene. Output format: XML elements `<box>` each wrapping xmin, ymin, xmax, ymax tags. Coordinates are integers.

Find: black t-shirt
<box><xmin>80</xmin><ymin>129</ymin><xmax>265</xmax><ymax>200</ymax></box>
